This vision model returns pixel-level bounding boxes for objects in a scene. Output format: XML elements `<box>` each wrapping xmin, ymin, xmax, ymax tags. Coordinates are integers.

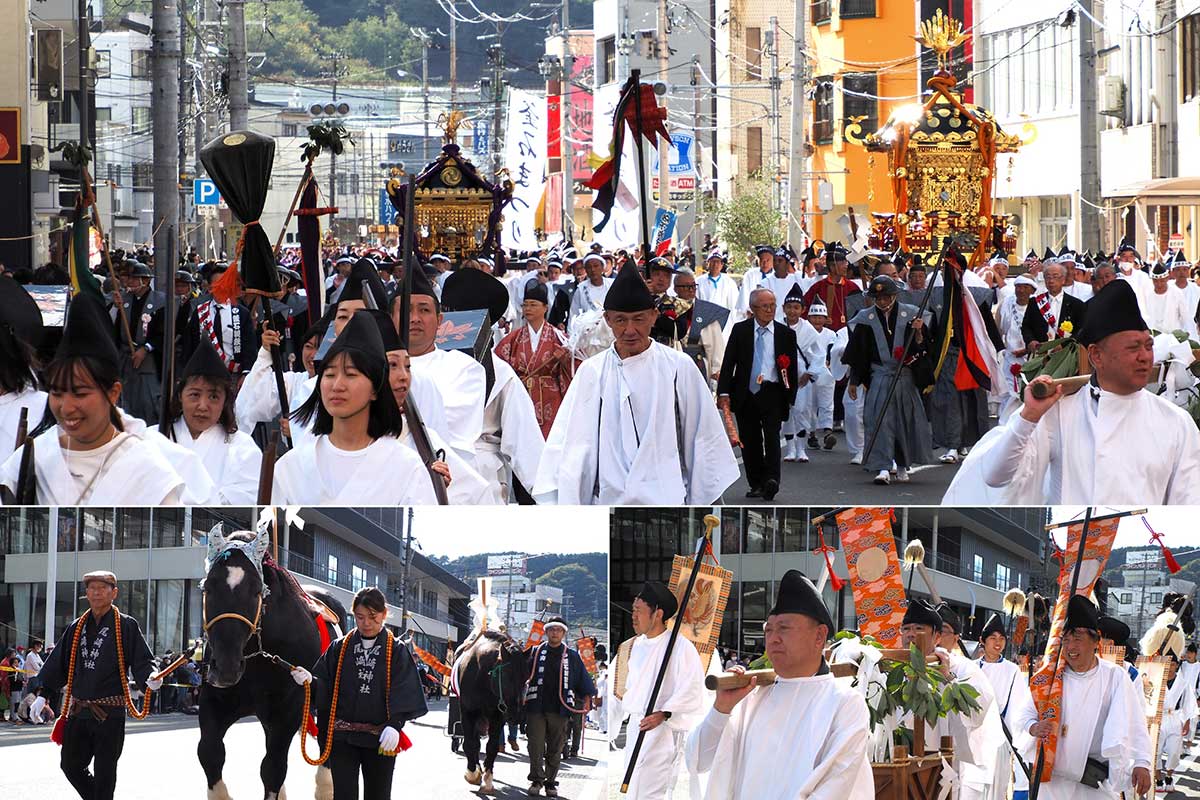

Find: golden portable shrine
<box><xmin>385</xmin><ymin>111</ymin><xmax>514</xmax><ymax>262</ymax></box>
<box><xmin>845</xmin><ymin>10</ymin><xmax>1025</xmax><ymax>266</ymax></box>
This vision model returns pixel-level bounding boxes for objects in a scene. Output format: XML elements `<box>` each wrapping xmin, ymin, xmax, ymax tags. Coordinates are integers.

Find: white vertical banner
<box><xmin>592</xmin><ymin>82</ymin><xmax>653</xmax><ymax>251</ymax></box>
<box><xmin>502</xmin><ymin>88</ymin><xmax>547</xmax><ymax>251</ymax></box>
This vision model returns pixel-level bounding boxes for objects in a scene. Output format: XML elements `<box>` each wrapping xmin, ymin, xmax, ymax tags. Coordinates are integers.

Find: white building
<box><xmin>472</xmin><ymin>578</ymin><xmax>564</xmax><ymax>645</ymax></box>
<box><xmin>1106</xmin><ymin>547</ymin><xmax>1196</xmax><ymax>640</ymax></box>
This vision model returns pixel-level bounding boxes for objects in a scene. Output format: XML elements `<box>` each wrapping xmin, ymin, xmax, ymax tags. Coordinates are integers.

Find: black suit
<box><xmin>1020</xmin><ymin>291</ymin><xmax>1087</xmax><ymax>349</ymax></box>
<box><xmin>717</xmin><ymin>318</ymin><xmax>800</xmax><ymax>493</ymax></box>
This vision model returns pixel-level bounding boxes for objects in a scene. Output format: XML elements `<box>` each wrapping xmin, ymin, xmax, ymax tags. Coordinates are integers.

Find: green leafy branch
<box><xmin>301</xmin><ymin>121</ymin><xmax>355</xmax><ymax>163</ymax></box>
<box><xmin>866</xmin><ymin>644</ymin><xmax>981</xmax><ymax>732</ymax></box>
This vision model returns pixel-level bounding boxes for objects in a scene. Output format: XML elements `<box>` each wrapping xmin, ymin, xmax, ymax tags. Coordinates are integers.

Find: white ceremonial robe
<box><xmin>685</xmin><ymin>672</ymin><xmax>875</xmax><ymax>800</ymax></box>
<box><xmin>787</xmin><ymin>322</ymin><xmax>836</xmax><ymax>435</ymax></box>
<box><xmin>169</xmin><ymin>418</ymin><xmax>262</xmax><ymax>505</ymax></box>
<box><xmin>1010</xmin><ymin>659</ymin><xmax>1152</xmax><ymax>800</ymax></box>
<box><xmin>1179</xmin><ymin>660</ymin><xmax>1200</xmax><ymax>732</ymax></box>
<box><xmin>697</xmin><ymin>273</ymin><xmax>740</xmax><ymax>311</ymax></box>
<box><xmin>533</xmin><ymin>342</ymin><xmax>739</xmax><ymax>505</ymax></box>
<box><xmin>943</xmin><ymin>384</ymin><xmax>1200</xmax><ymax>504</ymax></box>
<box><xmin>116</xmin><ymin>412</ymin><xmax>216</xmax><ymax>505</ymax></box>
<box><xmin>234</xmin><ymin>347</ymin><xmax>312</xmax><ymax>432</ymax></box>
<box><xmin>568</xmin><ymin>278</ymin><xmax>614</xmax><ymax>323</ymax></box>
<box><xmin>0</xmin><ymin>388</ymin><xmax>46</xmax><ymax>464</ymax></box>
<box><xmin>411</xmin><ymin>347</ymin><xmax>485</xmax><ymax>464</ymax></box>
<box><xmin>1143</xmin><ymin>286</ymin><xmax>1194</xmax><ymax>336</ymax></box>
<box><xmin>1159</xmin><ymin>671</ymin><xmax>1198</xmax><ymax>772</ymax></box>
<box><xmin>758</xmin><ymin>274</ymin><xmax>804</xmax><ymax>322</ymax></box>
<box><xmin>1118</xmin><ymin>268</ymin><xmax>1156</xmax><ymax>317</ymax></box>
<box><xmin>979</xmin><ymin>657</ymin><xmax>1037</xmax><ymax>794</ymax></box>
<box><xmin>0</xmin><ymin>426</ymin><xmax>184</xmax><ymax>504</ymax></box>
<box><xmin>735</xmin><ymin>268</ymin><xmax>773</xmax><ymax>316</ymax></box>
<box><xmin>477</xmin><ymin>357</ymin><xmax>544</xmax><ymax>503</ymax></box>
<box><xmin>1063</xmin><ymin>282</ymin><xmax>1093</xmax><ymax>301</ymax></box>
<box><xmin>273</xmin><ymin>435</ymin><xmax>439</xmax><ymax>504</ymax></box>
<box><xmin>616</xmin><ymin>632</ymin><xmax>706</xmax><ymax>800</ymax></box>
<box><xmin>899</xmin><ymin>650</ymin><xmax>1003</xmax><ymax>800</ymax></box>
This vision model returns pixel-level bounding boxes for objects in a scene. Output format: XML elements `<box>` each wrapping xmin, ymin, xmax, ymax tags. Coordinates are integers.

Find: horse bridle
<box><xmin>202</xmin><ymin>590</ymin><xmax>264</xmax><ymax>635</ymax></box>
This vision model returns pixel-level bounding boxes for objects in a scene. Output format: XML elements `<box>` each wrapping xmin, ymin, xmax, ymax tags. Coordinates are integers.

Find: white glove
<box><xmin>378</xmin><ymin>725</ymin><xmax>400</xmax><ymax>754</ymax></box>
<box><xmin>291</xmin><ymin>667</ymin><xmax>312</xmax><ymax>686</ymax></box>
<box><xmin>146</xmin><ymin>677</ymin><xmax>163</xmax><ymax>691</ymax></box>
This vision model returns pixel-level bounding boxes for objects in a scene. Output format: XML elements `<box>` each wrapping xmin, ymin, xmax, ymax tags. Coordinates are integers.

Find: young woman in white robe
<box><xmin>163</xmin><ymin>340</ymin><xmax>262</xmax><ymax>505</ymax></box>
<box><xmin>273</xmin><ymin>310</ymin><xmax>437</xmax><ymax>505</ymax></box>
<box><xmin>0</xmin><ymin>295</ymin><xmax>184</xmax><ymax>504</ymax></box>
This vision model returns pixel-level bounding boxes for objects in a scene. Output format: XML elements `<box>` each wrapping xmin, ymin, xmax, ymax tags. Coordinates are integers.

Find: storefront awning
<box><xmin>1108</xmin><ymin>176</ymin><xmax>1200</xmax><ymax>205</ymax></box>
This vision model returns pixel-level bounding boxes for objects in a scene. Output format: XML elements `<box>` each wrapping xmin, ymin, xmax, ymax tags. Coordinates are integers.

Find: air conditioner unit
<box><xmin>1100</xmin><ymin>76</ymin><xmax>1125</xmax><ymax>118</ymax></box>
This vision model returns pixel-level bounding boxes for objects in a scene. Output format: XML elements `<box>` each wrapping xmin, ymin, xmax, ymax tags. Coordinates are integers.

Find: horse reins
<box><xmin>202</xmin><ymin>591</ymin><xmax>264</xmax><ymax>636</ymax></box>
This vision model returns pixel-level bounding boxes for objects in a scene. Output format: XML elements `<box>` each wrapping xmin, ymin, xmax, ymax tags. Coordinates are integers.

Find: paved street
<box><xmin>724</xmin><ymin>428</ymin><xmax>961</xmax><ymax>505</ymax></box>
<box><xmin>0</xmin><ymin>699</ymin><xmax>607</xmax><ymax>799</ymax></box>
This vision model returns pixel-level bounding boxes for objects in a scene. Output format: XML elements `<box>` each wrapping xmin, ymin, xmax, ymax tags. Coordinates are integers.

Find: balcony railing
<box><xmin>840</xmin><ymin>0</ymin><xmax>877</xmax><ymax>20</ymax></box>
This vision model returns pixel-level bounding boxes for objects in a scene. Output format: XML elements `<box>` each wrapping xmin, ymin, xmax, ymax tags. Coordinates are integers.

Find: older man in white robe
<box><xmin>685</xmin><ymin>570</ymin><xmax>874</xmax><ymax>800</ymax></box>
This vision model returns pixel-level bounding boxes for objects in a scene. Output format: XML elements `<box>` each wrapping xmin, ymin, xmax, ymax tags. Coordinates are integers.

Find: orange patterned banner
<box><xmin>577</xmin><ymin>635</ymin><xmax>598</xmax><ymax>675</ymax></box>
<box><xmin>525</xmin><ymin>619</ymin><xmax>546</xmax><ymax>649</ymax></box>
<box><xmin>411</xmin><ymin>642</ymin><xmax>452</xmax><ymax>677</ymax></box>
<box><xmin>1029</xmin><ymin>516</ymin><xmax>1120</xmax><ymax>783</ymax></box>
<box><xmin>837</xmin><ymin>507</ymin><xmax>905</xmax><ymax>647</ymax></box>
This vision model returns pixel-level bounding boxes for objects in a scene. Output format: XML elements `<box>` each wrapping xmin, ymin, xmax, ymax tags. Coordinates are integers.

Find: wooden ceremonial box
<box><xmin>872</xmin><ymin>737</ymin><xmax>954</xmax><ymax>800</ymax></box>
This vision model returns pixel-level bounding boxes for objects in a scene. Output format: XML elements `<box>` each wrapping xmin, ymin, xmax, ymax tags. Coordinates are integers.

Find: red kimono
<box><xmin>494</xmin><ymin>323</ymin><xmax>581</xmax><ymax>438</ymax></box>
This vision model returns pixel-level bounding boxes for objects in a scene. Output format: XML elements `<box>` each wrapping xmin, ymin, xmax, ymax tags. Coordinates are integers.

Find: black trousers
<box><xmin>563</xmin><ymin>711</ymin><xmax>583</xmax><ymax>755</ymax></box>
<box><xmin>60</xmin><ymin>711</ymin><xmax>126</xmax><ymax>800</ymax></box>
<box><xmin>328</xmin><ymin>740</ymin><xmax>395</xmax><ymax>800</ymax></box>
<box><xmin>735</xmin><ymin>381</ymin><xmax>785</xmax><ymax>489</ymax></box>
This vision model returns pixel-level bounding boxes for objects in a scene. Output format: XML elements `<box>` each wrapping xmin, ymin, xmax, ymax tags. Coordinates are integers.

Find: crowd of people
<box><xmin>0</xmin><ymin>235</ymin><xmax>1197</xmax><ymax>505</ymax></box>
<box><xmin>609</xmin><ymin>575</ymin><xmax>1199</xmax><ymax>800</ymax></box>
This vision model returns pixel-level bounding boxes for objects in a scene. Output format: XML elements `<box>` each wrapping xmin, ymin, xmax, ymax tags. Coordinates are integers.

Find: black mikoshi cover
<box><xmin>199</xmin><ymin>130</ymin><xmax>282</xmax><ymax>299</ymax></box>
<box><xmin>441</xmin><ymin>268</ymin><xmax>511</xmax><ymax>325</ymax></box>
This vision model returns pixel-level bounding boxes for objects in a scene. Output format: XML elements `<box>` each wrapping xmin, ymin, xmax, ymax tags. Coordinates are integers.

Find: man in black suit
<box><xmin>1021</xmin><ymin>262</ymin><xmax>1087</xmax><ymax>351</ymax></box>
<box><xmin>115</xmin><ymin>259</ymin><xmax>166</xmax><ymax>422</ymax></box>
<box><xmin>717</xmin><ymin>287</ymin><xmax>799</xmax><ymax>500</ymax></box>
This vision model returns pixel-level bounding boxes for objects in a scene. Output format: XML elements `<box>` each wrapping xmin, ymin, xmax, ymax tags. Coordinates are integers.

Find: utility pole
<box><xmin>449</xmin><ymin>2</ymin><xmax>457</xmax><ymax>111</ymax></box>
<box><xmin>656</xmin><ymin>0</ymin><xmax>671</xmax><ymax>214</ymax></box>
<box><xmin>400</xmin><ymin>508</ymin><xmax>413</xmax><ymax>635</ymax></box>
<box><xmin>416</xmin><ymin>29</ymin><xmax>432</xmax><ymax>165</ymax></box>
<box><xmin>691</xmin><ymin>58</ymin><xmax>703</xmax><ymax>254</ymax></box>
<box><xmin>787</xmin><ymin>0</ymin><xmax>809</xmax><ymax>245</ymax></box>
<box><xmin>560</xmin><ymin>0</ymin><xmax>573</xmax><ymax>242</ymax></box>
<box><xmin>153</xmin><ymin>0</ymin><xmax>181</xmax><ymax>284</ymax></box>
<box><xmin>326</xmin><ymin>51</ymin><xmax>342</xmax><ymax>223</ymax></box>
<box><xmin>1077</xmin><ymin>0</ymin><xmax>1100</xmax><ymax>250</ymax></box>
<box><xmin>76</xmin><ymin>0</ymin><xmax>92</xmax><ymax>156</ymax></box>
<box><xmin>768</xmin><ymin>16</ymin><xmax>783</xmax><ymax>214</ymax></box>
<box><xmin>226</xmin><ymin>0</ymin><xmax>248</xmax><ymax>130</ymax></box>
<box><xmin>489</xmin><ymin>43</ymin><xmax>504</xmax><ymax>180</ymax></box>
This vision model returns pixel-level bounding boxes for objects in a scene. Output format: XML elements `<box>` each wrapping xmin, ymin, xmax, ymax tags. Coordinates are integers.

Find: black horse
<box><xmin>199</xmin><ymin>528</ymin><xmax>345</xmax><ymax>800</ymax></box>
<box><xmin>452</xmin><ymin>630</ymin><xmax>529</xmax><ymax>794</ymax></box>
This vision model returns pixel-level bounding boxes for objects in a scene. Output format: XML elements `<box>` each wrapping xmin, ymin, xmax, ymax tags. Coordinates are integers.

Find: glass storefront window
<box><xmin>777</xmin><ymin>508</ymin><xmax>809</xmax><ymax>552</ymax></box>
<box><xmin>116</xmin><ymin>580</ymin><xmax>148</xmax><ymax>632</ymax></box>
<box><xmin>743</xmin><ymin>511</ymin><xmax>773</xmax><ymax>554</ymax></box>
<box><xmin>151</xmin><ymin>579</ymin><xmax>185</xmax><ymax>654</ymax></box>
<box><xmin>117</xmin><ymin>508</ymin><xmax>152</xmax><ymax>549</ymax></box>
<box><xmin>81</xmin><ymin>509</ymin><xmax>115</xmax><ymax>551</ymax></box>
<box><xmin>155</xmin><ymin>509</ymin><xmax>185</xmax><ymax>548</ymax></box>
<box><xmin>0</xmin><ymin>508</ymin><xmax>51</xmax><ymax>553</ymax></box>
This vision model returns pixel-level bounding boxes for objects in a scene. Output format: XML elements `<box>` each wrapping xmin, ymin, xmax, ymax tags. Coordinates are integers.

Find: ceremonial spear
<box><xmin>620</xmin><ymin>514</ymin><xmax>720</xmax><ymax>794</ymax></box>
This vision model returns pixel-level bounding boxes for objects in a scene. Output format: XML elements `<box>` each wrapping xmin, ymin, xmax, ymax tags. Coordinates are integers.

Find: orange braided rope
<box><xmin>299</xmin><ymin>629</ymin><xmax>396</xmax><ymax>765</ymax></box>
<box><xmin>50</xmin><ymin>610</ymin><xmax>88</xmax><ymax>739</ymax></box>
<box><xmin>112</xmin><ymin>606</ymin><xmax>154</xmax><ymax>719</ymax></box>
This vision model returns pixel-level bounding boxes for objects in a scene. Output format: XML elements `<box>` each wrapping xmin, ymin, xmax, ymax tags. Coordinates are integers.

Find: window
<box><xmin>117</xmin><ymin>508</ymin><xmax>151</xmax><ymax>549</ymax></box>
<box><xmin>1184</xmin><ymin>14</ymin><xmax>1200</xmax><ymax>103</ymax></box>
<box><xmin>1039</xmin><ymin>196</ymin><xmax>1070</xmax><ymax>253</ymax></box>
<box><xmin>132</xmin><ymin>106</ymin><xmax>151</xmax><ymax>133</ymax></box>
<box><xmin>980</xmin><ymin>21</ymin><xmax>1076</xmax><ymax>119</ymax></box>
<box><xmin>132</xmin><ymin>163</ymin><xmax>153</xmax><ymax>189</ymax></box>
<box><xmin>1150</xmin><ymin>592</ymin><xmax>1162</xmax><ymax>605</ymax></box>
<box><xmin>812</xmin><ymin>0</ymin><xmax>831</xmax><ymax>25</ymax></box>
<box><xmin>107</xmin><ymin>162</ymin><xmax>121</xmax><ymax>186</ymax></box>
<box><xmin>351</xmin><ymin>565</ymin><xmax>367</xmax><ymax>591</ymax></box>
<box><xmin>281</xmin><ymin>122</ymin><xmax>298</xmax><ymax>137</ymax></box>
<box><xmin>813</xmin><ymin>78</ymin><xmax>834</xmax><ymax>144</ymax></box>
<box><xmin>842</xmin><ymin>73</ymin><xmax>878</xmax><ymax>135</ymax></box>
<box><xmin>745</xmin><ymin>126</ymin><xmax>763</xmax><ymax>175</ymax></box>
<box><xmin>840</xmin><ymin>0</ymin><xmax>876</xmax><ymax>19</ymax></box>
<box><xmin>327</xmin><ymin>554</ymin><xmax>339</xmax><ymax>585</ymax></box>
<box><xmin>95</xmin><ymin>107</ymin><xmax>111</xmax><ymax>123</ymax></box>
<box><xmin>513</xmin><ymin>599</ymin><xmax>528</xmax><ymax>612</ymax></box>
<box><xmin>1121</xmin><ymin>593</ymin><xmax>1133</xmax><ymax>604</ymax></box>
<box><xmin>599</xmin><ymin>36</ymin><xmax>616</xmax><ymax>85</ymax></box>
<box><xmin>155</xmin><ymin>509</ymin><xmax>184</xmax><ymax>547</ymax></box>
<box><xmin>995</xmin><ymin>563</ymin><xmax>1010</xmax><ymax>591</ymax></box>
<box><xmin>744</xmin><ymin>27</ymin><xmax>762</xmax><ymax>80</ymax></box>
<box><xmin>972</xmin><ymin>554</ymin><xmax>985</xmax><ymax>584</ymax></box>
<box><xmin>130</xmin><ymin>49</ymin><xmax>150</xmax><ymax>79</ymax></box>
<box><xmin>80</xmin><ymin>510</ymin><xmax>114</xmax><ymax>551</ymax></box>
<box><xmin>95</xmin><ymin>50</ymin><xmax>111</xmax><ymax>78</ymax></box>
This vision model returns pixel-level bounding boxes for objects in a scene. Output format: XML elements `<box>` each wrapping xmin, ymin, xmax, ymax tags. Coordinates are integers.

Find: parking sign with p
<box><xmin>193</xmin><ymin>178</ymin><xmax>221</xmax><ymax>206</ymax></box>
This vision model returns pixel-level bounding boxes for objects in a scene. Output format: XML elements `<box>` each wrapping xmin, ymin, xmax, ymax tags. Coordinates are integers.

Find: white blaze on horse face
<box><xmin>225</xmin><ymin>566</ymin><xmax>246</xmax><ymax>592</ymax></box>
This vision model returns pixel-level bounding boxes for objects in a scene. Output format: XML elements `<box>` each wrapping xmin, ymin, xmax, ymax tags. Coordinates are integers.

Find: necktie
<box><xmin>750</xmin><ymin>326</ymin><xmax>767</xmax><ymax>394</ymax></box>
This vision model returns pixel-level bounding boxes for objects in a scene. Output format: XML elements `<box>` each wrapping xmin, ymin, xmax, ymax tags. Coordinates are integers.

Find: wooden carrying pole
<box><xmin>621</xmin><ymin>514</ymin><xmax>719</xmax><ymax>793</ymax></box>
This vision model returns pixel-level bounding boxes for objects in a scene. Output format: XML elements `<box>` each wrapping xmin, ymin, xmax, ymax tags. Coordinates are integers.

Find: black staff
<box><xmin>628</xmin><ymin>69</ymin><xmax>654</xmax><ymax>269</ymax></box>
<box><xmin>620</xmin><ymin>514</ymin><xmax>719</xmax><ymax>793</ymax></box>
<box><xmin>397</xmin><ymin>175</ymin><xmax>449</xmax><ymax>505</ymax></box>
<box><xmin>1029</xmin><ymin>507</ymin><xmax>1093</xmax><ymax>800</ymax></box>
